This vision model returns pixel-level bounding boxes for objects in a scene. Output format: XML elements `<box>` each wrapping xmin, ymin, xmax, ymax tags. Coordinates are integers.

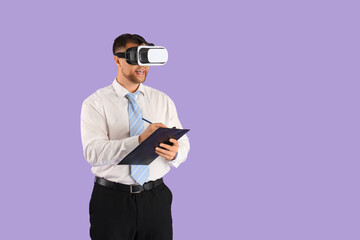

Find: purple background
<box><xmin>1</xmin><ymin>0</ymin><xmax>359</xmax><ymax>239</ymax></box>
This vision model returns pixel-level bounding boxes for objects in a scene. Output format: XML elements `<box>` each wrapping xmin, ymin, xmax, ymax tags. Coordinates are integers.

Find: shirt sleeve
<box><xmin>166</xmin><ymin>98</ymin><xmax>190</xmax><ymax>168</ymax></box>
<box><xmin>80</xmin><ymin>99</ymin><xmax>139</xmax><ymax>167</ymax></box>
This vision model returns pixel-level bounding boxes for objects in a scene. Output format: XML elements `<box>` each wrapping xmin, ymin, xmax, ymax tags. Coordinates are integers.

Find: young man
<box><xmin>80</xmin><ymin>33</ymin><xmax>190</xmax><ymax>240</ymax></box>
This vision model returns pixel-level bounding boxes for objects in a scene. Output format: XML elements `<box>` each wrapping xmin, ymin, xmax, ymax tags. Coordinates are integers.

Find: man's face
<box><xmin>115</xmin><ymin>42</ymin><xmax>150</xmax><ymax>85</ymax></box>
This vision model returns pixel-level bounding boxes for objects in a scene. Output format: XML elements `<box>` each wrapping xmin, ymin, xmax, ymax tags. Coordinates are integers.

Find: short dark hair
<box><xmin>112</xmin><ymin>33</ymin><xmax>149</xmax><ymax>55</ymax></box>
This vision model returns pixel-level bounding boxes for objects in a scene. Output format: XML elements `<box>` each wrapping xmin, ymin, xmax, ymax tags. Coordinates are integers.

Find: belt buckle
<box><xmin>130</xmin><ymin>185</ymin><xmax>141</xmax><ymax>194</ymax></box>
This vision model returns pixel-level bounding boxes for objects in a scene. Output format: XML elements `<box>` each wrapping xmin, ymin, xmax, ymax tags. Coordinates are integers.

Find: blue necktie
<box><xmin>126</xmin><ymin>91</ymin><xmax>150</xmax><ymax>186</ymax></box>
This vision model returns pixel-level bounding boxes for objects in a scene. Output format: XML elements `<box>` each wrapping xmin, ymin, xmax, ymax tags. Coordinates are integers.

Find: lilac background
<box><xmin>1</xmin><ymin>0</ymin><xmax>359</xmax><ymax>239</ymax></box>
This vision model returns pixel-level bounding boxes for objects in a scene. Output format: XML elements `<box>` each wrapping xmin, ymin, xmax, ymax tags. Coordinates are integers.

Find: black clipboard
<box><xmin>118</xmin><ymin>128</ymin><xmax>190</xmax><ymax>165</ymax></box>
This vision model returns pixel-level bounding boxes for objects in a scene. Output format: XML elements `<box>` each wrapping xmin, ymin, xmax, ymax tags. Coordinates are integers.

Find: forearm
<box><xmin>81</xmin><ymin>99</ymin><xmax>141</xmax><ymax>167</ymax></box>
<box><xmin>83</xmin><ymin>136</ymin><xmax>139</xmax><ymax>167</ymax></box>
<box><xmin>166</xmin><ymin>98</ymin><xmax>190</xmax><ymax>167</ymax></box>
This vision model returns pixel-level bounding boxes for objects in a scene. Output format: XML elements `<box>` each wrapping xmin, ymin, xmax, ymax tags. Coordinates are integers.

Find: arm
<box><xmin>166</xmin><ymin>98</ymin><xmax>190</xmax><ymax>168</ymax></box>
<box><xmin>80</xmin><ymin>99</ymin><xmax>139</xmax><ymax>167</ymax></box>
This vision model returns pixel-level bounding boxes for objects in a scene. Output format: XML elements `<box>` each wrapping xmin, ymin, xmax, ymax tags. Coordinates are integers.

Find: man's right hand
<box><xmin>138</xmin><ymin>123</ymin><xmax>167</xmax><ymax>144</ymax></box>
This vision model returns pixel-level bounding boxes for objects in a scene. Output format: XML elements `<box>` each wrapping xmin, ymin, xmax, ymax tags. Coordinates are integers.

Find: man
<box><xmin>80</xmin><ymin>33</ymin><xmax>190</xmax><ymax>240</ymax></box>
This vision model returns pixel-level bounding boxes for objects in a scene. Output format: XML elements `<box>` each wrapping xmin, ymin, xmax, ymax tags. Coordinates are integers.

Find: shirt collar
<box><xmin>112</xmin><ymin>78</ymin><xmax>145</xmax><ymax>99</ymax></box>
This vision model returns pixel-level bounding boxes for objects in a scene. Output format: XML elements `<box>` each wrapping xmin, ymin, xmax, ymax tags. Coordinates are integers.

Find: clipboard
<box><xmin>118</xmin><ymin>127</ymin><xmax>190</xmax><ymax>165</ymax></box>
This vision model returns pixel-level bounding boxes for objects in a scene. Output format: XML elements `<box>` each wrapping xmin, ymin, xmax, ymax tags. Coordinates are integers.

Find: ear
<box><xmin>114</xmin><ymin>56</ymin><xmax>122</xmax><ymax>68</ymax></box>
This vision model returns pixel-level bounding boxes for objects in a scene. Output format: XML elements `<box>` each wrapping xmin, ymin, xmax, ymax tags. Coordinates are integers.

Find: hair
<box><xmin>112</xmin><ymin>33</ymin><xmax>149</xmax><ymax>55</ymax></box>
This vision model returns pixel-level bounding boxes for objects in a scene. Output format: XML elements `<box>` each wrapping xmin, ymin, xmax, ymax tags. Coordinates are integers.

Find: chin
<box><xmin>134</xmin><ymin>74</ymin><xmax>147</xmax><ymax>83</ymax></box>
<box><xmin>130</xmin><ymin>76</ymin><xmax>146</xmax><ymax>84</ymax></box>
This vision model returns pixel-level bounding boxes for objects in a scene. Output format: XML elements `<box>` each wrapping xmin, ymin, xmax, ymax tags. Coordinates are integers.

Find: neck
<box><xmin>116</xmin><ymin>75</ymin><xmax>139</xmax><ymax>93</ymax></box>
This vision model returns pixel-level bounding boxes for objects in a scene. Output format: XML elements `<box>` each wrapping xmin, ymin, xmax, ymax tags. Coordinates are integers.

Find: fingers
<box><xmin>160</xmin><ymin>139</ymin><xmax>178</xmax><ymax>149</ymax></box>
<box><xmin>155</xmin><ymin>147</ymin><xmax>175</xmax><ymax>160</ymax></box>
<box><xmin>140</xmin><ymin>123</ymin><xmax>170</xmax><ymax>144</ymax></box>
<box><xmin>155</xmin><ymin>147</ymin><xmax>173</xmax><ymax>157</ymax></box>
<box><xmin>155</xmin><ymin>138</ymin><xmax>179</xmax><ymax>161</ymax></box>
<box><xmin>158</xmin><ymin>139</ymin><xmax>178</xmax><ymax>151</ymax></box>
<box><xmin>158</xmin><ymin>143</ymin><xmax>173</xmax><ymax>151</ymax></box>
<box><xmin>156</xmin><ymin>151</ymin><xmax>173</xmax><ymax>160</ymax></box>
<box><xmin>146</xmin><ymin>123</ymin><xmax>166</xmax><ymax>136</ymax></box>
<box><xmin>146</xmin><ymin>123</ymin><xmax>167</xmax><ymax>135</ymax></box>
<box><xmin>151</xmin><ymin>123</ymin><xmax>167</xmax><ymax>128</ymax></box>
<box><xmin>169</xmin><ymin>138</ymin><xmax>179</xmax><ymax>147</ymax></box>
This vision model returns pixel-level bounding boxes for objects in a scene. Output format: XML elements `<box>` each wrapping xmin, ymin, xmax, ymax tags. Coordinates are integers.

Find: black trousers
<box><xmin>89</xmin><ymin>181</ymin><xmax>173</xmax><ymax>240</ymax></box>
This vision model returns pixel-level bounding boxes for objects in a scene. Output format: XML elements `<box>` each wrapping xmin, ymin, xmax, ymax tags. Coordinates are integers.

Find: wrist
<box><xmin>171</xmin><ymin>152</ymin><xmax>178</xmax><ymax>161</ymax></box>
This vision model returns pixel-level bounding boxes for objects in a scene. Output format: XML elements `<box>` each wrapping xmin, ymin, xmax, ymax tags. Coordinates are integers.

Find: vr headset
<box><xmin>114</xmin><ymin>40</ymin><xmax>168</xmax><ymax>66</ymax></box>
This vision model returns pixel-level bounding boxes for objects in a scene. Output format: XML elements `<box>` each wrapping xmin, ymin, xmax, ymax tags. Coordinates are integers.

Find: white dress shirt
<box><xmin>80</xmin><ymin>79</ymin><xmax>190</xmax><ymax>185</ymax></box>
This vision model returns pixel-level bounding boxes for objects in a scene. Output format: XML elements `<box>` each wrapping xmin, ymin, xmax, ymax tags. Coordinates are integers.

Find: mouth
<box><xmin>135</xmin><ymin>70</ymin><xmax>145</xmax><ymax>76</ymax></box>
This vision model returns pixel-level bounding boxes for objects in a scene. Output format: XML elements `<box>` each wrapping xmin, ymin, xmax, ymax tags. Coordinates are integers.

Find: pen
<box><xmin>141</xmin><ymin>118</ymin><xmax>152</xmax><ymax>124</ymax></box>
<box><xmin>142</xmin><ymin>118</ymin><xmax>176</xmax><ymax>129</ymax></box>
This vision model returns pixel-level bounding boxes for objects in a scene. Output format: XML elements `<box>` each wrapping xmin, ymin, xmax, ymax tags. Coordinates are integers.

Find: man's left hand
<box><xmin>155</xmin><ymin>138</ymin><xmax>179</xmax><ymax>161</ymax></box>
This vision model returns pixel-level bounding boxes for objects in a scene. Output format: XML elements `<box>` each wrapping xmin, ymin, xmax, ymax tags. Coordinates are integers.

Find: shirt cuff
<box><xmin>168</xmin><ymin>152</ymin><xmax>181</xmax><ymax>168</ymax></box>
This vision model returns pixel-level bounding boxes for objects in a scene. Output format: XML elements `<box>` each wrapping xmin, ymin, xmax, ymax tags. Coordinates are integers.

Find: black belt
<box><xmin>95</xmin><ymin>176</ymin><xmax>164</xmax><ymax>194</ymax></box>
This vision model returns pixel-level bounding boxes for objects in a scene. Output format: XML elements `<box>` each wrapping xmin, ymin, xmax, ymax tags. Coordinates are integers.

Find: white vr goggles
<box><xmin>115</xmin><ymin>46</ymin><xmax>168</xmax><ymax>66</ymax></box>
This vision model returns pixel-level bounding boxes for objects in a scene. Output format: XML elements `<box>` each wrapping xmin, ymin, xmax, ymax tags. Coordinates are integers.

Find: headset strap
<box><xmin>114</xmin><ymin>52</ymin><xmax>126</xmax><ymax>58</ymax></box>
<box><xmin>134</xmin><ymin>34</ymin><xmax>154</xmax><ymax>46</ymax></box>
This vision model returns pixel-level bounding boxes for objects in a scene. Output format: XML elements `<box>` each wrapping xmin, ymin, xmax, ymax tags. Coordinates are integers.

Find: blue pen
<box><xmin>141</xmin><ymin>118</ymin><xmax>152</xmax><ymax>124</ymax></box>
